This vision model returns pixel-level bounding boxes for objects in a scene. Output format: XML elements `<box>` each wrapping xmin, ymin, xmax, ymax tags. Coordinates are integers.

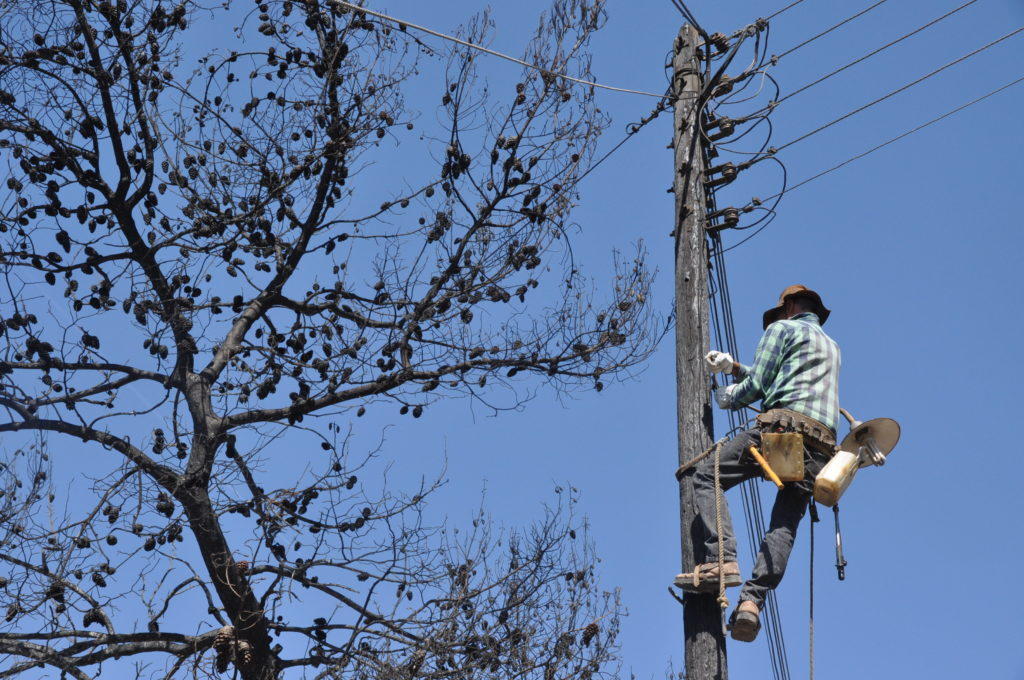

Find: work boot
<box><xmin>673</xmin><ymin>561</ymin><xmax>741</xmax><ymax>593</ymax></box>
<box><xmin>729</xmin><ymin>600</ymin><xmax>761</xmax><ymax>642</ymax></box>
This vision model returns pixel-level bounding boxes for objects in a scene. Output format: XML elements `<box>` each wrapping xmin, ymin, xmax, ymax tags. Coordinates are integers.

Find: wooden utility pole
<box><xmin>672</xmin><ymin>25</ymin><xmax>728</xmax><ymax>680</ymax></box>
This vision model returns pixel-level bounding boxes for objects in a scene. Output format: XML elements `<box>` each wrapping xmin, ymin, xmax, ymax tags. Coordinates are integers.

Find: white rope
<box><xmin>331</xmin><ymin>1</ymin><xmax>673</xmax><ymax>99</ymax></box>
<box><xmin>713</xmin><ymin>440</ymin><xmax>730</xmax><ymax>623</ymax></box>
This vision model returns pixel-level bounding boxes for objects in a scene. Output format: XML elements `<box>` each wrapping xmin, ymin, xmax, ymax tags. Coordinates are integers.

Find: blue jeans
<box><xmin>685</xmin><ymin>427</ymin><xmax>831</xmax><ymax>608</ymax></box>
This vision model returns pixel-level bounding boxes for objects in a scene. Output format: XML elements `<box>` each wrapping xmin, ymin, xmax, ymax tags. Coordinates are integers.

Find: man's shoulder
<box><xmin>766</xmin><ymin>317</ymin><xmax>838</xmax><ymax>343</ymax></box>
<box><xmin>764</xmin><ymin>318</ymin><xmax>799</xmax><ymax>334</ymax></box>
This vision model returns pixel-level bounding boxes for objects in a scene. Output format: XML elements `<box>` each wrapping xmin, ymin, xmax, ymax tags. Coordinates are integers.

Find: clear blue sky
<box><xmin>330</xmin><ymin>1</ymin><xmax>1024</xmax><ymax>678</ymax></box>
<box><xmin>20</xmin><ymin>1</ymin><xmax>1023</xmax><ymax>677</ymax></box>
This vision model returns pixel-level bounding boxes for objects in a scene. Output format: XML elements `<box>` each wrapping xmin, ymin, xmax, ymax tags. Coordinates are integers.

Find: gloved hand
<box><xmin>715</xmin><ymin>384</ymin><xmax>736</xmax><ymax>409</ymax></box>
<box><xmin>705</xmin><ymin>350</ymin><xmax>735</xmax><ymax>374</ymax></box>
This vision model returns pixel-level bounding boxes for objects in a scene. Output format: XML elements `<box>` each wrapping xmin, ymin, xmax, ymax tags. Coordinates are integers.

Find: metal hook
<box><xmin>833</xmin><ymin>504</ymin><xmax>848</xmax><ymax>581</ymax></box>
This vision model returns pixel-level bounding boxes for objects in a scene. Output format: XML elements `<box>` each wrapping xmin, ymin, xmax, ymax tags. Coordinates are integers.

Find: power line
<box><xmin>567</xmin><ymin>101</ymin><xmax>671</xmax><ymax>191</ymax></box>
<box><xmin>720</xmin><ymin>72</ymin><xmax>1023</xmax><ymax>253</ymax></box>
<box><xmin>773</xmin><ymin>0</ymin><xmax>977</xmax><ymax>107</ymax></box>
<box><xmin>773</xmin><ymin>25</ymin><xmax>1024</xmax><ymax>153</ymax></box>
<box><xmin>332</xmin><ymin>1</ymin><xmax>671</xmax><ymax>99</ymax></box>
<box><xmin>766</xmin><ymin>73</ymin><xmax>1024</xmax><ymax>200</ymax></box>
<box><xmin>706</xmin><ymin>236</ymin><xmax>791</xmax><ymax>680</ymax></box>
<box><xmin>774</xmin><ymin>0</ymin><xmax>889</xmax><ymax>61</ymax></box>
<box><xmin>705</xmin><ymin>140</ymin><xmax>791</xmax><ymax>680</ymax></box>
<box><xmin>669</xmin><ymin>0</ymin><xmax>710</xmax><ymax>41</ymax></box>
<box><xmin>765</xmin><ymin>0</ymin><xmax>808</xmax><ymax>22</ymax></box>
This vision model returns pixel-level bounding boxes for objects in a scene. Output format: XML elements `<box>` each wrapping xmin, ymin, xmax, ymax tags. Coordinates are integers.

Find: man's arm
<box><xmin>723</xmin><ymin>323</ymin><xmax>790</xmax><ymax>409</ymax></box>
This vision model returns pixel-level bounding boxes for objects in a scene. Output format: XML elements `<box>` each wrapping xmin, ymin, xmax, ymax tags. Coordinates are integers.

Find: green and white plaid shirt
<box><xmin>728</xmin><ymin>312</ymin><xmax>841</xmax><ymax>434</ymax></box>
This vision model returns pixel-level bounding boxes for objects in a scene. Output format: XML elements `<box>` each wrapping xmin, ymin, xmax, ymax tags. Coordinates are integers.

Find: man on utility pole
<box><xmin>672</xmin><ymin>23</ymin><xmax>727</xmax><ymax>680</ymax></box>
<box><xmin>675</xmin><ymin>285</ymin><xmax>840</xmax><ymax>643</ymax></box>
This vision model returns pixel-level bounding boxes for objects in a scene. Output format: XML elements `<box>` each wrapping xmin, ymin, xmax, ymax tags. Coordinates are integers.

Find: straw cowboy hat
<box><xmin>762</xmin><ymin>284</ymin><xmax>831</xmax><ymax>329</ymax></box>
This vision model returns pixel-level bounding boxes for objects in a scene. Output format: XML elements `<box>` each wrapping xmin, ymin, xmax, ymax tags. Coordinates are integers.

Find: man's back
<box><xmin>731</xmin><ymin>312</ymin><xmax>841</xmax><ymax>433</ymax></box>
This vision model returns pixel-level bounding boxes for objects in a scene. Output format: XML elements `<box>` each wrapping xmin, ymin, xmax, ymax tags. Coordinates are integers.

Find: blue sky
<box><xmin>10</xmin><ymin>1</ymin><xmax>1023</xmax><ymax>678</ymax></box>
<box><xmin>333</xmin><ymin>1</ymin><xmax>1024</xmax><ymax>678</ymax></box>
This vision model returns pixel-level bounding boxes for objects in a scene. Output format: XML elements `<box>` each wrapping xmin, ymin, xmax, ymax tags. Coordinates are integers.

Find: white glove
<box><xmin>705</xmin><ymin>350</ymin><xmax>734</xmax><ymax>374</ymax></box>
<box><xmin>715</xmin><ymin>385</ymin><xmax>738</xmax><ymax>409</ymax></box>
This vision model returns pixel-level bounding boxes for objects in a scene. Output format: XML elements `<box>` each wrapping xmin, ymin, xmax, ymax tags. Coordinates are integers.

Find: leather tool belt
<box><xmin>756</xmin><ymin>408</ymin><xmax>836</xmax><ymax>454</ymax></box>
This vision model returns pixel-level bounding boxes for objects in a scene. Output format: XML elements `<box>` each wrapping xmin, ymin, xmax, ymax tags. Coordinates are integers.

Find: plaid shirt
<box><xmin>727</xmin><ymin>312</ymin><xmax>841</xmax><ymax>434</ymax></box>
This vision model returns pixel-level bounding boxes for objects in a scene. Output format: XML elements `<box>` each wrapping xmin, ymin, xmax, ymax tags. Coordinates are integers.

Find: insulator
<box><xmin>708</xmin><ymin>32</ymin><xmax>730</xmax><ymax>53</ymax></box>
<box><xmin>704</xmin><ymin>114</ymin><xmax>726</xmax><ymax>130</ymax></box>
<box><xmin>703</xmin><ymin>115</ymin><xmax>730</xmax><ymax>132</ymax></box>
<box><xmin>707</xmin><ymin>207</ymin><xmax>740</xmax><ymax>232</ymax></box>
<box><xmin>713</xmin><ymin>75</ymin><xmax>735</xmax><ymax>97</ymax></box>
<box><xmin>707</xmin><ymin>118</ymin><xmax>736</xmax><ymax>141</ymax></box>
<box><xmin>722</xmin><ymin>207</ymin><xmax>740</xmax><ymax>227</ymax></box>
<box><xmin>705</xmin><ymin>163</ymin><xmax>738</xmax><ymax>189</ymax></box>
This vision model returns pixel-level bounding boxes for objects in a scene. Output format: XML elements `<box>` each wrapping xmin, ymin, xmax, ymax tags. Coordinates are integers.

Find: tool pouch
<box><xmin>759</xmin><ymin>432</ymin><xmax>805</xmax><ymax>482</ymax></box>
<box><xmin>755</xmin><ymin>408</ymin><xmax>836</xmax><ymax>483</ymax></box>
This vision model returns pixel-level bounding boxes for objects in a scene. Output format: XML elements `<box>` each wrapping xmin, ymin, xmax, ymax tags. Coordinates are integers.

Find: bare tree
<box><xmin>0</xmin><ymin>0</ymin><xmax>660</xmax><ymax>677</ymax></box>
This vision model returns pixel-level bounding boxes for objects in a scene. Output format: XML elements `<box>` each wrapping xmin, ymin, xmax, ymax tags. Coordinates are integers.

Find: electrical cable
<box><xmin>669</xmin><ymin>0</ymin><xmax>711</xmax><ymax>41</ymax></box>
<box><xmin>709</xmin><ymin>5</ymin><xmax>1007</xmax><ymax>252</ymax></box>
<box><xmin>772</xmin><ymin>0</ymin><xmax>977</xmax><ymax>108</ymax></box>
<box><xmin>773</xmin><ymin>0</ymin><xmax>889</xmax><ymax>61</ymax></box>
<box><xmin>773</xmin><ymin>25</ymin><xmax>1024</xmax><ymax>153</ymax></box>
<box><xmin>712</xmin><ymin>24</ymin><xmax>775</xmax><ymax>111</ymax></box>
<box><xmin>703</xmin><ymin>27</ymin><xmax>755</xmax><ymax>102</ymax></box>
<box><xmin>706</xmin><ymin>121</ymin><xmax>791</xmax><ymax>679</ymax></box>
<box><xmin>707</xmin><ymin>237</ymin><xmax>791</xmax><ymax>680</ymax></box>
<box><xmin>718</xmin><ymin>215</ymin><xmax>776</xmax><ymax>255</ymax></box>
<box><xmin>332</xmin><ymin>1</ymin><xmax>673</xmax><ymax>99</ymax></box>
<box><xmin>567</xmin><ymin>100</ymin><xmax>671</xmax><ymax>190</ymax></box>
<box><xmin>763</xmin><ymin>73</ymin><xmax>1024</xmax><ymax>201</ymax></box>
<box><xmin>809</xmin><ymin>506</ymin><xmax>816</xmax><ymax>680</ymax></box>
<box><xmin>716</xmin><ymin>70</ymin><xmax>1022</xmax><ymax>254</ymax></box>
<box><xmin>765</xmin><ymin>0</ymin><xmax>808</xmax><ymax>21</ymax></box>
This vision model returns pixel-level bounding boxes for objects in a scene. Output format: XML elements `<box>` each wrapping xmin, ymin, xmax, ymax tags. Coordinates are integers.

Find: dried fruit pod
<box><xmin>213</xmin><ymin>625</ymin><xmax>235</xmax><ymax>673</ymax></box>
<box><xmin>213</xmin><ymin>625</ymin><xmax>235</xmax><ymax>652</ymax></box>
<box><xmin>83</xmin><ymin>608</ymin><xmax>103</xmax><ymax>628</ymax></box>
<box><xmin>236</xmin><ymin>639</ymin><xmax>254</xmax><ymax>666</ymax></box>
